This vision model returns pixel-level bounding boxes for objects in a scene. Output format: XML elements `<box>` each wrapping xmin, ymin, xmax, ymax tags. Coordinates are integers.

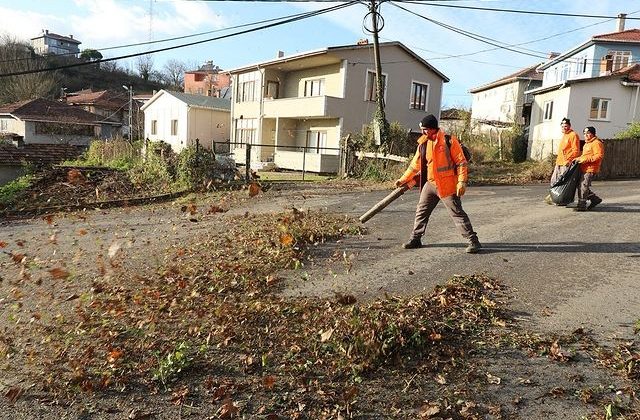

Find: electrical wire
<box><xmin>0</xmin><ymin>0</ymin><xmax>360</xmax><ymax>78</ymax></box>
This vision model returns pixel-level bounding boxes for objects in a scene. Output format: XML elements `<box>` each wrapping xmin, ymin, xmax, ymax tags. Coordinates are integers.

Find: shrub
<box><xmin>175</xmin><ymin>146</ymin><xmax>217</xmax><ymax>189</ymax></box>
<box><xmin>615</xmin><ymin>122</ymin><xmax>640</xmax><ymax>139</ymax></box>
<box><xmin>67</xmin><ymin>139</ymin><xmax>141</xmax><ymax>169</ymax></box>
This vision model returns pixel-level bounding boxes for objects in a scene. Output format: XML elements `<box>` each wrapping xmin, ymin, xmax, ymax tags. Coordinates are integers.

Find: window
<box><xmin>543</xmin><ymin>100</ymin><xmax>553</xmax><ymax>121</ymax></box>
<box><xmin>306</xmin><ymin>130</ymin><xmax>327</xmax><ymax>153</ymax></box>
<box><xmin>610</xmin><ymin>50</ymin><xmax>631</xmax><ymax>71</ymax></box>
<box><xmin>560</xmin><ymin>63</ymin><xmax>570</xmax><ymax>82</ymax></box>
<box><xmin>171</xmin><ymin>120</ymin><xmax>178</xmax><ymax>136</ymax></box>
<box><xmin>581</xmin><ymin>57</ymin><xmax>588</xmax><ymax>74</ymax></box>
<box><xmin>0</xmin><ymin>119</ymin><xmax>7</xmax><ymax>131</ymax></box>
<box><xmin>410</xmin><ymin>82</ymin><xmax>429</xmax><ymax>110</ymax></box>
<box><xmin>151</xmin><ymin>120</ymin><xmax>157</xmax><ymax>135</ymax></box>
<box><xmin>265</xmin><ymin>81</ymin><xmax>279</xmax><ymax>99</ymax></box>
<box><xmin>304</xmin><ymin>79</ymin><xmax>324</xmax><ymax>97</ymax></box>
<box><xmin>590</xmin><ymin>98</ymin><xmax>610</xmax><ymax>120</ymax></box>
<box><xmin>366</xmin><ymin>70</ymin><xmax>386</xmax><ymax>102</ymax></box>
<box><xmin>237</xmin><ymin>72</ymin><xmax>260</xmax><ymax>103</ymax></box>
<box><xmin>235</xmin><ymin>118</ymin><xmax>257</xmax><ymax>145</ymax></box>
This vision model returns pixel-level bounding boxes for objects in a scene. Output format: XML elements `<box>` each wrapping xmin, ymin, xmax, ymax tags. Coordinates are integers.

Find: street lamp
<box><xmin>122</xmin><ymin>85</ymin><xmax>133</xmax><ymax>140</ymax></box>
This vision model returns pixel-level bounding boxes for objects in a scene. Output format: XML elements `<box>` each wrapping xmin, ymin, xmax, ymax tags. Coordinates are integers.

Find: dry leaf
<box><xmin>420</xmin><ymin>403</ymin><xmax>441</xmax><ymax>417</ymax></box>
<box><xmin>78</xmin><ymin>229</ymin><xmax>88</xmax><ymax>236</ymax></box>
<box><xmin>279</xmin><ymin>233</ymin><xmax>294</xmax><ymax>247</ymax></box>
<box><xmin>48</xmin><ymin>267</ymin><xmax>70</xmax><ymax>280</ymax></box>
<box><xmin>220</xmin><ymin>398</ymin><xmax>239</xmax><ymax>418</ymax></box>
<box><xmin>248</xmin><ymin>182</ymin><xmax>261</xmax><ymax>197</ymax></box>
<box><xmin>0</xmin><ymin>241</ymin><xmax>7</xmax><ymax>248</ymax></box>
<box><xmin>4</xmin><ymin>386</ymin><xmax>23</xmax><ymax>403</ymax></box>
<box><xmin>262</xmin><ymin>375</ymin><xmax>276</xmax><ymax>390</ymax></box>
<box><xmin>43</xmin><ymin>215</ymin><xmax>54</xmax><ymax>225</ymax></box>
<box><xmin>107</xmin><ymin>349</ymin><xmax>124</xmax><ymax>363</ymax></box>
<box><xmin>320</xmin><ymin>328</ymin><xmax>334</xmax><ymax>342</ymax></box>
<box><xmin>434</xmin><ymin>374</ymin><xmax>446</xmax><ymax>384</ymax></box>
<box><xmin>108</xmin><ymin>242</ymin><xmax>121</xmax><ymax>259</ymax></box>
<box><xmin>11</xmin><ymin>253</ymin><xmax>26</xmax><ymax>264</ymax></box>
<box><xmin>486</xmin><ymin>373</ymin><xmax>501</xmax><ymax>384</ymax></box>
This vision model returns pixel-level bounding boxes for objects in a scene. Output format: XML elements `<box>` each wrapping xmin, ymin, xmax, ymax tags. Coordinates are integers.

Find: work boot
<box><xmin>588</xmin><ymin>196</ymin><xmax>602</xmax><ymax>210</ymax></box>
<box><xmin>574</xmin><ymin>200</ymin><xmax>587</xmax><ymax>212</ymax></box>
<box><xmin>544</xmin><ymin>194</ymin><xmax>553</xmax><ymax>205</ymax></box>
<box><xmin>466</xmin><ymin>237</ymin><xmax>482</xmax><ymax>254</ymax></box>
<box><xmin>402</xmin><ymin>239</ymin><xmax>422</xmax><ymax>249</ymax></box>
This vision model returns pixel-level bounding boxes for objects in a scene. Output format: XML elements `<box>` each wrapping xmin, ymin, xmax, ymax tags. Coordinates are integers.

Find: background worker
<box><xmin>574</xmin><ymin>126</ymin><xmax>604</xmax><ymax>211</ymax></box>
<box><xmin>545</xmin><ymin>117</ymin><xmax>581</xmax><ymax>204</ymax></box>
<box><xmin>395</xmin><ymin>114</ymin><xmax>481</xmax><ymax>253</ymax></box>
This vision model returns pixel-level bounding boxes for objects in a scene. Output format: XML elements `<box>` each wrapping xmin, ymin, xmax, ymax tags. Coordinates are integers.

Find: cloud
<box><xmin>0</xmin><ymin>7</ymin><xmax>59</xmax><ymax>42</ymax></box>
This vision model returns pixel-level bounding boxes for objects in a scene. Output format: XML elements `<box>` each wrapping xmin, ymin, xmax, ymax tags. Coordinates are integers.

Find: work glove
<box><xmin>456</xmin><ymin>181</ymin><xmax>466</xmax><ymax>197</ymax></box>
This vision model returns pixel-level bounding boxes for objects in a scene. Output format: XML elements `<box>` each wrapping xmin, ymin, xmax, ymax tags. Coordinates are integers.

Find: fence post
<box><xmin>245</xmin><ymin>143</ymin><xmax>251</xmax><ymax>182</ymax></box>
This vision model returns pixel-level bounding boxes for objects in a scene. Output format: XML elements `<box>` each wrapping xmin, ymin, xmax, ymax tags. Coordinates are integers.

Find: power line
<box><xmin>0</xmin><ymin>1</ymin><xmax>360</xmax><ymax>78</ymax></box>
<box><xmin>396</xmin><ymin>1</ymin><xmax>640</xmax><ymax>20</ymax></box>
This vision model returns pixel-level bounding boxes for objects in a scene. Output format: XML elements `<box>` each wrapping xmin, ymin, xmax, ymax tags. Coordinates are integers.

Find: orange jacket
<box><xmin>397</xmin><ymin>130</ymin><xmax>468</xmax><ymax>198</ymax></box>
<box><xmin>556</xmin><ymin>130</ymin><xmax>581</xmax><ymax>166</ymax></box>
<box><xmin>579</xmin><ymin>137</ymin><xmax>604</xmax><ymax>173</ymax></box>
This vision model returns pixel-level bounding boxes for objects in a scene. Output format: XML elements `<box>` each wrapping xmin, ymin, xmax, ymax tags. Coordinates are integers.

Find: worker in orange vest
<box><xmin>395</xmin><ymin>114</ymin><xmax>481</xmax><ymax>253</ymax></box>
<box><xmin>574</xmin><ymin>126</ymin><xmax>604</xmax><ymax>211</ymax></box>
<box><xmin>545</xmin><ymin>117</ymin><xmax>581</xmax><ymax>204</ymax></box>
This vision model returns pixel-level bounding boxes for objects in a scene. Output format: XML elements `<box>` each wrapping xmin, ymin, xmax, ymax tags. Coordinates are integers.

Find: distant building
<box><xmin>184</xmin><ymin>61</ymin><xmax>231</xmax><ymax>97</ymax></box>
<box><xmin>30</xmin><ymin>29</ymin><xmax>81</xmax><ymax>57</ymax></box>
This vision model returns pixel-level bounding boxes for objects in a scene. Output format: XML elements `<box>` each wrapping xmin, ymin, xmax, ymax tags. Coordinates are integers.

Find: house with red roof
<box><xmin>526</xmin><ymin>16</ymin><xmax>640</xmax><ymax>159</ymax></box>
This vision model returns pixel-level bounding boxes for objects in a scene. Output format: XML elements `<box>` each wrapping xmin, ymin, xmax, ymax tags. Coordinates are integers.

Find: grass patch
<box><xmin>0</xmin><ymin>174</ymin><xmax>35</xmax><ymax>206</ymax></box>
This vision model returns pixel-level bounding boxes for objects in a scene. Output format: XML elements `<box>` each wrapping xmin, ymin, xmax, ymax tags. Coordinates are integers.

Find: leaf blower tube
<box><xmin>358</xmin><ymin>185</ymin><xmax>409</xmax><ymax>223</ymax></box>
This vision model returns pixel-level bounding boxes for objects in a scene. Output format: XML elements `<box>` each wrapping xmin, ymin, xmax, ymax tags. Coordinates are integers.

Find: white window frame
<box><xmin>409</xmin><ymin>81</ymin><xmax>429</xmax><ymax>110</ymax></box>
<box><xmin>0</xmin><ymin>119</ymin><xmax>7</xmax><ymax>131</ymax></box>
<box><xmin>306</xmin><ymin>130</ymin><xmax>327</xmax><ymax>154</ymax></box>
<box><xmin>365</xmin><ymin>69</ymin><xmax>387</xmax><ymax>102</ymax></box>
<box><xmin>610</xmin><ymin>50</ymin><xmax>631</xmax><ymax>71</ymax></box>
<box><xmin>234</xmin><ymin>118</ymin><xmax>257</xmax><ymax>145</ymax></box>
<box><xmin>170</xmin><ymin>119</ymin><xmax>178</xmax><ymax>136</ymax></box>
<box><xmin>304</xmin><ymin>78</ymin><xmax>325</xmax><ymax>97</ymax></box>
<box><xmin>590</xmin><ymin>97</ymin><xmax>610</xmax><ymax>121</ymax></box>
<box><xmin>237</xmin><ymin>72</ymin><xmax>260</xmax><ymax>103</ymax></box>
<box><xmin>543</xmin><ymin>100</ymin><xmax>554</xmax><ymax>121</ymax></box>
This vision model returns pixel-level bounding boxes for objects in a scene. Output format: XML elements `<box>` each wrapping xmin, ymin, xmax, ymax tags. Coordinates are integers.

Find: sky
<box><xmin>0</xmin><ymin>0</ymin><xmax>639</xmax><ymax>108</ymax></box>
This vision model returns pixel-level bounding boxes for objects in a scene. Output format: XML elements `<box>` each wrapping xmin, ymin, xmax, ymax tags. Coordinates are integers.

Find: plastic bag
<box><xmin>549</xmin><ymin>161</ymin><xmax>580</xmax><ymax>205</ymax></box>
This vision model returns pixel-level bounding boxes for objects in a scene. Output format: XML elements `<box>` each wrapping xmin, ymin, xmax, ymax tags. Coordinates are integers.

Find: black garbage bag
<box><xmin>549</xmin><ymin>161</ymin><xmax>581</xmax><ymax>205</ymax></box>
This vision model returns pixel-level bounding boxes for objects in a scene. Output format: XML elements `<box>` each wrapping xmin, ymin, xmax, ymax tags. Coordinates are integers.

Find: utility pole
<box><xmin>123</xmin><ymin>85</ymin><xmax>133</xmax><ymax>140</ymax></box>
<box><xmin>369</xmin><ymin>0</ymin><xmax>389</xmax><ymax>145</ymax></box>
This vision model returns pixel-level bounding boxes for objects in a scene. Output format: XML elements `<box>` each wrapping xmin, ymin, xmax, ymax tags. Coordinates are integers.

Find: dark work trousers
<box><xmin>577</xmin><ymin>172</ymin><xmax>598</xmax><ymax>201</ymax></box>
<box><xmin>411</xmin><ymin>181</ymin><xmax>477</xmax><ymax>241</ymax></box>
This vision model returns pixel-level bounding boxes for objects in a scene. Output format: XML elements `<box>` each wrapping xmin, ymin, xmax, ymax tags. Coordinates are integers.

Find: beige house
<box><xmin>227</xmin><ymin>41</ymin><xmax>449</xmax><ymax>173</ymax></box>
<box><xmin>30</xmin><ymin>29</ymin><xmax>81</xmax><ymax>57</ymax></box>
<box><xmin>141</xmin><ymin>90</ymin><xmax>231</xmax><ymax>153</ymax></box>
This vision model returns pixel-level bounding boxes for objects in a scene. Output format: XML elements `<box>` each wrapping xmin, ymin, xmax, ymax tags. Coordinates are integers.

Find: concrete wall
<box><xmin>187</xmin><ymin>107</ymin><xmax>230</xmax><ymax>150</ymax></box>
<box><xmin>143</xmin><ymin>93</ymin><xmax>189</xmax><ymax>152</ymax></box>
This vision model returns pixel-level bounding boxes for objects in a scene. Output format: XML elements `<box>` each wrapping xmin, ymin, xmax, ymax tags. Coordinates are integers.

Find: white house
<box><xmin>141</xmin><ymin>90</ymin><xmax>231</xmax><ymax>153</ymax></box>
<box><xmin>30</xmin><ymin>29</ymin><xmax>81</xmax><ymax>57</ymax></box>
<box><xmin>226</xmin><ymin>41</ymin><xmax>449</xmax><ymax>173</ymax></box>
<box><xmin>469</xmin><ymin>62</ymin><xmax>543</xmax><ymax>130</ymax></box>
<box><xmin>527</xmin><ymin>16</ymin><xmax>640</xmax><ymax>159</ymax></box>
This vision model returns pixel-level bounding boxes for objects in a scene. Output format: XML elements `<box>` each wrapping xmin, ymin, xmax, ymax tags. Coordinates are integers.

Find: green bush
<box><xmin>127</xmin><ymin>149</ymin><xmax>173</xmax><ymax>191</ymax></box>
<box><xmin>615</xmin><ymin>122</ymin><xmax>640</xmax><ymax>139</ymax></box>
<box><xmin>176</xmin><ymin>146</ymin><xmax>217</xmax><ymax>188</ymax></box>
<box><xmin>66</xmin><ymin>139</ymin><xmax>141</xmax><ymax>169</ymax></box>
<box><xmin>0</xmin><ymin>174</ymin><xmax>35</xmax><ymax>206</ymax></box>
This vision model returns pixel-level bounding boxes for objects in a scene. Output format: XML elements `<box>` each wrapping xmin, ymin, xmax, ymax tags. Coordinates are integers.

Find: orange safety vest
<box><xmin>556</xmin><ymin>130</ymin><xmax>581</xmax><ymax>166</ymax></box>
<box><xmin>579</xmin><ymin>137</ymin><xmax>604</xmax><ymax>173</ymax></box>
<box><xmin>398</xmin><ymin>130</ymin><xmax>468</xmax><ymax>198</ymax></box>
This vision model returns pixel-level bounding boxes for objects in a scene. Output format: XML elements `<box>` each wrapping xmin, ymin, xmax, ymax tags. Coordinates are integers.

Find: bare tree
<box><xmin>0</xmin><ymin>35</ymin><xmax>58</xmax><ymax>104</ymax></box>
<box><xmin>136</xmin><ymin>54</ymin><xmax>154</xmax><ymax>81</ymax></box>
<box><xmin>162</xmin><ymin>59</ymin><xmax>186</xmax><ymax>90</ymax></box>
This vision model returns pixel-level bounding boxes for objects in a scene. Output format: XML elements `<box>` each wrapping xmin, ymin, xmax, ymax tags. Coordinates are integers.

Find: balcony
<box><xmin>263</xmin><ymin>95</ymin><xmax>344</xmax><ymax>119</ymax></box>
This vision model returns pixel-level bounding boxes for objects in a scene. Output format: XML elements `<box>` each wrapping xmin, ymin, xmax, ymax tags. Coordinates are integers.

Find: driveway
<box><xmin>277</xmin><ymin>179</ymin><xmax>640</xmax><ymax>340</ymax></box>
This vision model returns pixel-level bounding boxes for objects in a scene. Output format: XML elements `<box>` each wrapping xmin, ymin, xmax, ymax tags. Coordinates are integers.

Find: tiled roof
<box><xmin>0</xmin><ymin>143</ymin><xmax>83</xmax><ymax>166</ymax></box>
<box><xmin>469</xmin><ymin>63</ymin><xmax>543</xmax><ymax>93</ymax></box>
<box><xmin>65</xmin><ymin>90</ymin><xmax>127</xmax><ymax>111</ymax></box>
<box><xmin>613</xmin><ymin>63</ymin><xmax>640</xmax><ymax>82</ymax></box>
<box><xmin>31</xmin><ymin>31</ymin><xmax>81</xmax><ymax>44</ymax></box>
<box><xmin>592</xmin><ymin>29</ymin><xmax>640</xmax><ymax>42</ymax></box>
<box><xmin>0</xmin><ymin>98</ymin><xmax>120</xmax><ymax>125</ymax></box>
<box><xmin>163</xmin><ymin>91</ymin><xmax>231</xmax><ymax>110</ymax></box>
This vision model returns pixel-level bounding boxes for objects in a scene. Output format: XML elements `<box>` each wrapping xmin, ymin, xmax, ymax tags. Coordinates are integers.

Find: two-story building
<box><xmin>469</xmin><ymin>62</ymin><xmax>543</xmax><ymax>132</ymax></box>
<box><xmin>226</xmin><ymin>41</ymin><xmax>449</xmax><ymax>173</ymax></box>
<box><xmin>527</xmin><ymin>15</ymin><xmax>640</xmax><ymax>159</ymax></box>
<box><xmin>30</xmin><ymin>29</ymin><xmax>81</xmax><ymax>57</ymax></box>
<box><xmin>184</xmin><ymin>61</ymin><xmax>231</xmax><ymax>97</ymax></box>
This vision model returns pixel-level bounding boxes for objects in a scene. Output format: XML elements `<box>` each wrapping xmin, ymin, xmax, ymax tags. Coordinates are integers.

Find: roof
<box><xmin>525</xmin><ymin>63</ymin><xmax>640</xmax><ymax>95</ymax></box>
<box><xmin>0</xmin><ymin>98</ymin><xmax>121</xmax><ymax>125</ymax></box>
<box><xmin>440</xmin><ymin>108</ymin><xmax>469</xmax><ymax>120</ymax></box>
<box><xmin>141</xmin><ymin>90</ymin><xmax>231</xmax><ymax>111</ymax></box>
<box><xmin>186</xmin><ymin>61</ymin><xmax>222</xmax><ymax>74</ymax></box>
<box><xmin>30</xmin><ymin>31</ymin><xmax>81</xmax><ymax>45</ymax></box>
<box><xmin>469</xmin><ymin>62</ymin><xmax>543</xmax><ymax>93</ymax></box>
<box><xmin>65</xmin><ymin>90</ymin><xmax>128</xmax><ymax>111</ymax></box>
<box><xmin>227</xmin><ymin>41</ymin><xmax>449</xmax><ymax>82</ymax></box>
<box><xmin>0</xmin><ymin>143</ymin><xmax>84</xmax><ymax>166</ymax></box>
<box><xmin>539</xmin><ymin>29</ymin><xmax>640</xmax><ymax>70</ymax></box>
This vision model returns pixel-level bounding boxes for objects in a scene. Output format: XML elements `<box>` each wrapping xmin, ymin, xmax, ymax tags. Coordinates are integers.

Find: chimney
<box><xmin>44</xmin><ymin>29</ymin><xmax>48</xmax><ymax>34</ymax></box>
<box><xmin>357</xmin><ymin>38</ymin><xmax>369</xmax><ymax>45</ymax></box>
<box><xmin>69</xmin><ymin>34</ymin><xmax>74</xmax><ymax>39</ymax></box>
<box><xmin>617</xmin><ymin>13</ymin><xmax>627</xmax><ymax>32</ymax></box>
<box><xmin>277</xmin><ymin>51</ymin><xmax>284</xmax><ymax>58</ymax></box>
<box><xmin>548</xmin><ymin>52</ymin><xmax>560</xmax><ymax>60</ymax></box>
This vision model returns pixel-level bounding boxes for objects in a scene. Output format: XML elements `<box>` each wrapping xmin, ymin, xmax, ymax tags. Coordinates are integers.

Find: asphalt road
<box><xmin>278</xmin><ymin>179</ymin><xmax>640</xmax><ymax>340</ymax></box>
